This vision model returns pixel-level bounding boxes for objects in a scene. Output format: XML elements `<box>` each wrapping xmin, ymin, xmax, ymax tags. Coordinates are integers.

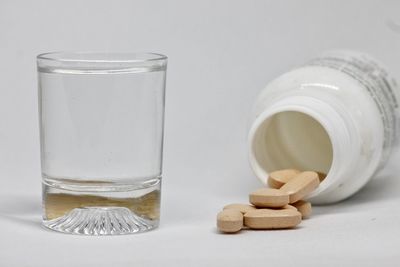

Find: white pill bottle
<box><xmin>248</xmin><ymin>51</ymin><xmax>400</xmax><ymax>204</ymax></box>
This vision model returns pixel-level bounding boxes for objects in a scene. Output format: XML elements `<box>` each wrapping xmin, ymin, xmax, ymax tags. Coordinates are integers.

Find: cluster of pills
<box><xmin>217</xmin><ymin>169</ymin><xmax>324</xmax><ymax>233</ymax></box>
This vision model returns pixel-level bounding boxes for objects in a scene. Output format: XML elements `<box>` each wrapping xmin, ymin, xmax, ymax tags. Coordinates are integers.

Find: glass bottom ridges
<box><xmin>42</xmin><ymin>177</ymin><xmax>161</xmax><ymax>235</ymax></box>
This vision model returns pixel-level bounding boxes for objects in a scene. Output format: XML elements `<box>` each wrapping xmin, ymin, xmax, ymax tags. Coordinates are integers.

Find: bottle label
<box><xmin>307</xmin><ymin>51</ymin><xmax>399</xmax><ymax>166</ymax></box>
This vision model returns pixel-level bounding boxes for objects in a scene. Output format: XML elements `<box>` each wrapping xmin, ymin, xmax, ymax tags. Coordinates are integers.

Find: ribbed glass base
<box><xmin>42</xmin><ymin>177</ymin><xmax>161</xmax><ymax>235</ymax></box>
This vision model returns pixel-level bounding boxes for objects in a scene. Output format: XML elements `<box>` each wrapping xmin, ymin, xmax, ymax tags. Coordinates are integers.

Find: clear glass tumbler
<box><xmin>37</xmin><ymin>52</ymin><xmax>167</xmax><ymax>235</ymax></box>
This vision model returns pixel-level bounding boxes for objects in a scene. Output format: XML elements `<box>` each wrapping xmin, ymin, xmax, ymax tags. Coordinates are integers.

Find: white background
<box><xmin>1</xmin><ymin>0</ymin><xmax>400</xmax><ymax>266</ymax></box>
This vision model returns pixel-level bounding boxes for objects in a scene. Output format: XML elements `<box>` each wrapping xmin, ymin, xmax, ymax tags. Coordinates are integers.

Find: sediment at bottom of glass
<box><xmin>42</xmin><ymin>177</ymin><xmax>161</xmax><ymax>235</ymax></box>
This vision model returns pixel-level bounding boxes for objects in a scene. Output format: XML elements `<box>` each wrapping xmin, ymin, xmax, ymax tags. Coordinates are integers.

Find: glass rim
<box><xmin>37</xmin><ymin>51</ymin><xmax>167</xmax><ymax>74</ymax></box>
<box><xmin>37</xmin><ymin>51</ymin><xmax>167</xmax><ymax>63</ymax></box>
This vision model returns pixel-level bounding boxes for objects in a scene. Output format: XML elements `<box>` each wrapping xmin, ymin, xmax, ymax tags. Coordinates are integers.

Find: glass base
<box><xmin>42</xmin><ymin>177</ymin><xmax>161</xmax><ymax>235</ymax></box>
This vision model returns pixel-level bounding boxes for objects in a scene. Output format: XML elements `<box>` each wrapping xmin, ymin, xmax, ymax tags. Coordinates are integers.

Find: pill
<box><xmin>217</xmin><ymin>209</ymin><xmax>243</xmax><ymax>233</ymax></box>
<box><xmin>292</xmin><ymin>200</ymin><xmax>312</xmax><ymax>219</ymax></box>
<box><xmin>283</xmin><ymin>204</ymin><xmax>297</xmax><ymax>210</ymax></box>
<box><xmin>280</xmin><ymin>171</ymin><xmax>320</xmax><ymax>203</ymax></box>
<box><xmin>317</xmin><ymin>172</ymin><xmax>327</xmax><ymax>182</ymax></box>
<box><xmin>268</xmin><ymin>169</ymin><xmax>301</xmax><ymax>189</ymax></box>
<box><xmin>249</xmin><ymin>188</ymin><xmax>289</xmax><ymax>208</ymax></box>
<box><xmin>223</xmin><ymin>203</ymin><xmax>256</xmax><ymax>214</ymax></box>
<box><xmin>244</xmin><ymin>209</ymin><xmax>302</xmax><ymax>229</ymax></box>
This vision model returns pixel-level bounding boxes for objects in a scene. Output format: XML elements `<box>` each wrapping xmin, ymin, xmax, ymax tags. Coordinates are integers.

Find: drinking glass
<box><xmin>37</xmin><ymin>52</ymin><xmax>167</xmax><ymax>235</ymax></box>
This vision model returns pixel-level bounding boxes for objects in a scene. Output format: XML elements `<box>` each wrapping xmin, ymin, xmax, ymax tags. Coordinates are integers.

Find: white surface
<box><xmin>1</xmin><ymin>0</ymin><xmax>400</xmax><ymax>266</ymax></box>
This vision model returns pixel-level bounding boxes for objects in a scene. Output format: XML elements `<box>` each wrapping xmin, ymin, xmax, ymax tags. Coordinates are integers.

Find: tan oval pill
<box><xmin>269</xmin><ymin>204</ymin><xmax>296</xmax><ymax>211</ymax></box>
<box><xmin>217</xmin><ymin>209</ymin><xmax>243</xmax><ymax>233</ymax></box>
<box><xmin>292</xmin><ymin>200</ymin><xmax>312</xmax><ymax>219</ymax></box>
<box><xmin>268</xmin><ymin>169</ymin><xmax>301</xmax><ymax>189</ymax></box>
<box><xmin>223</xmin><ymin>203</ymin><xmax>256</xmax><ymax>214</ymax></box>
<box><xmin>249</xmin><ymin>188</ymin><xmax>289</xmax><ymax>208</ymax></box>
<box><xmin>283</xmin><ymin>204</ymin><xmax>297</xmax><ymax>210</ymax></box>
<box><xmin>244</xmin><ymin>209</ymin><xmax>301</xmax><ymax>229</ymax></box>
<box><xmin>316</xmin><ymin>172</ymin><xmax>327</xmax><ymax>182</ymax></box>
<box><xmin>280</xmin><ymin>171</ymin><xmax>320</xmax><ymax>203</ymax></box>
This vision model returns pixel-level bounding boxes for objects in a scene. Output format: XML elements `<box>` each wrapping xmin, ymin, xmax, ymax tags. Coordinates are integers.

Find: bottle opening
<box><xmin>251</xmin><ymin>111</ymin><xmax>333</xmax><ymax>181</ymax></box>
